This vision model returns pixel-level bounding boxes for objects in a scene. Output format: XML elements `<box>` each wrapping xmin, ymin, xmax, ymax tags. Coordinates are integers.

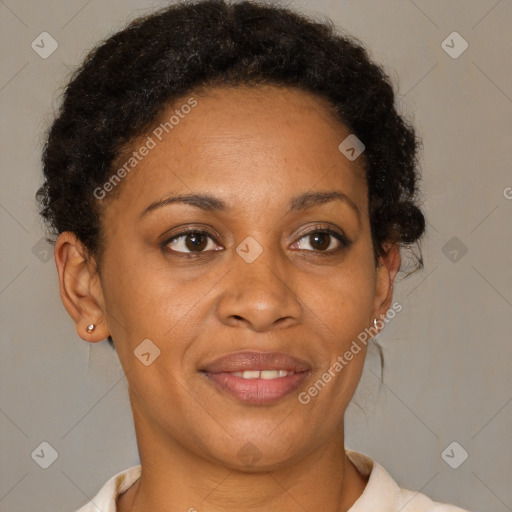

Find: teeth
<box><xmin>230</xmin><ymin>370</ymin><xmax>295</xmax><ymax>379</ymax></box>
<box><xmin>241</xmin><ymin>370</ymin><xmax>260</xmax><ymax>379</ymax></box>
<box><xmin>261</xmin><ymin>370</ymin><xmax>279</xmax><ymax>379</ymax></box>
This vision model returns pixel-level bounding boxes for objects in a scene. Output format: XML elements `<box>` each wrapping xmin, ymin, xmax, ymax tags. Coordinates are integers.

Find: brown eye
<box><xmin>164</xmin><ymin>230</ymin><xmax>220</xmax><ymax>254</ymax></box>
<box><xmin>293</xmin><ymin>229</ymin><xmax>350</xmax><ymax>253</ymax></box>
<box><xmin>308</xmin><ymin>232</ymin><xmax>331</xmax><ymax>251</ymax></box>
<box><xmin>184</xmin><ymin>232</ymin><xmax>208</xmax><ymax>251</ymax></box>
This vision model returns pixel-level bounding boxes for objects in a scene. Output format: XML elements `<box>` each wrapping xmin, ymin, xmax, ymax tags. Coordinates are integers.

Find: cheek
<box><xmin>99</xmin><ymin>238</ymin><xmax>169</xmax><ymax>346</ymax></box>
<box><xmin>310</xmin><ymin>258</ymin><xmax>376</xmax><ymax>342</ymax></box>
<box><xmin>100</xmin><ymin>239</ymin><xmax>212</xmax><ymax>360</ymax></box>
<box><xmin>301</xmin><ymin>267</ymin><xmax>375</xmax><ymax>409</ymax></box>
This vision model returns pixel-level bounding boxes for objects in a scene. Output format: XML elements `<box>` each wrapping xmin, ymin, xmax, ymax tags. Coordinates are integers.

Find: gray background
<box><xmin>1</xmin><ymin>0</ymin><xmax>511</xmax><ymax>511</ymax></box>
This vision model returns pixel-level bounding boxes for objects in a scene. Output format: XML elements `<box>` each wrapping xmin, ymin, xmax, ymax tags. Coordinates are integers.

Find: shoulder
<box><xmin>74</xmin><ymin>465</ymin><xmax>141</xmax><ymax>512</ymax></box>
<box><xmin>345</xmin><ymin>449</ymin><xmax>471</xmax><ymax>512</ymax></box>
<box><xmin>397</xmin><ymin>487</ymin><xmax>470</xmax><ymax>511</ymax></box>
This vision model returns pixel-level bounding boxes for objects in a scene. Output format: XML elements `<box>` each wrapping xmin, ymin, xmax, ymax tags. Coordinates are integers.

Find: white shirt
<box><xmin>75</xmin><ymin>449</ymin><xmax>470</xmax><ymax>511</ymax></box>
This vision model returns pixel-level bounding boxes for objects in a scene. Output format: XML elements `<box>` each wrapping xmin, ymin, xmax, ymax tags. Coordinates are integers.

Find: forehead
<box><xmin>103</xmin><ymin>85</ymin><xmax>367</xmax><ymax>220</ymax></box>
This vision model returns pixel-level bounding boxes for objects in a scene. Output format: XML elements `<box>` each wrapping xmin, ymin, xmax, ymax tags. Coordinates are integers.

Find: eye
<box><xmin>162</xmin><ymin>226</ymin><xmax>350</xmax><ymax>257</ymax></box>
<box><xmin>292</xmin><ymin>228</ymin><xmax>351</xmax><ymax>253</ymax></box>
<box><xmin>163</xmin><ymin>229</ymin><xmax>222</xmax><ymax>255</ymax></box>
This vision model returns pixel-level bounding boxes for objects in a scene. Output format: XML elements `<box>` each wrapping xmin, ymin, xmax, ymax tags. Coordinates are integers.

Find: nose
<box><xmin>216</xmin><ymin>246</ymin><xmax>303</xmax><ymax>332</ymax></box>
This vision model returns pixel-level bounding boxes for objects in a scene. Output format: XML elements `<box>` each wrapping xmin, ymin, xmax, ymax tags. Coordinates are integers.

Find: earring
<box><xmin>373</xmin><ymin>318</ymin><xmax>379</xmax><ymax>330</ymax></box>
<box><xmin>86</xmin><ymin>324</ymin><xmax>96</xmax><ymax>333</ymax></box>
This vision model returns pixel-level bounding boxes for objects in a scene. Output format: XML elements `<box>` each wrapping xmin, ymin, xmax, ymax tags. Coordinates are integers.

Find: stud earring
<box><xmin>86</xmin><ymin>324</ymin><xmax>96</xmax><ymax>333</ymax></box>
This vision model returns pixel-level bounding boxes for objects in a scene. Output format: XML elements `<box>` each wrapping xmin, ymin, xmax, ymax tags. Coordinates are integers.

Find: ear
<box><xmin>371</xmin><ymin>242</ymin><xmax>401</xmax><ymax>324</ymax></box>
<box><xmin>54</xmin><ymin>232</ymin><xmax>110</xmax><ymax>342</ymax></box>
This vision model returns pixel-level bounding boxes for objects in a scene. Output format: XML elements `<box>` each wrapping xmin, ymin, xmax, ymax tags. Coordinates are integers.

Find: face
<box><xmin>59</xmin><ymin>85</ymin><xmax>399</xmax><ymax>470</ymax></box>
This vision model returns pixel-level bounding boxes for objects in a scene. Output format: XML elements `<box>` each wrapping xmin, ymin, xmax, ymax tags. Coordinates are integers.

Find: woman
<box><xmin>36</xmin><ymin>1</ymin><xmax>470</xmax><ymax>510</ymax></box>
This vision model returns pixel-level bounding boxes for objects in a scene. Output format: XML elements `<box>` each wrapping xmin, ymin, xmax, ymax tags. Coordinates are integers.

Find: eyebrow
<box><xmin>138</xmin><ymin>190</ymin><xmax>361</xmax><ymax>222</ymax></box>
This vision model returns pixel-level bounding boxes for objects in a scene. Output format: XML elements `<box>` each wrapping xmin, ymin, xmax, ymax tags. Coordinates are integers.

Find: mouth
<box><xmin>200</xmin><ymin>351</ymin><xmax>311</xmax><ymax>405</ymax></box>
<box><xmin>229</xmin><ymin>369</ymin><xmax>296</xmax><ymax>379</ymax></box>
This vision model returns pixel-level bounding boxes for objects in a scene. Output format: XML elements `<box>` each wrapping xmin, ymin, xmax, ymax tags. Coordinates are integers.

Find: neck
<box><xmin>118</xmin><ymin>396</ymin><xmax>368</xmax><ymax>512</ymax></box>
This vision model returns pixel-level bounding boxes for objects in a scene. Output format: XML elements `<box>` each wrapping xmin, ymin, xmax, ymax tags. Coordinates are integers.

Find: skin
<box><xmin>55</xmin><ymin>85</ymin><xmax>401</xmax><ymax>512</ymax></box>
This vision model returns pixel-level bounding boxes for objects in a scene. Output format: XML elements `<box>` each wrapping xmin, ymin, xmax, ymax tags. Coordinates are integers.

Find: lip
<box><xmin>201</xmin><ymin>351</ymin><xmax>311</xmax><ymax>373</ymax></box>
<box><xmin>200</xmin><ymin>351</ymin><xmax>311</xmax><ymax>405</ymax></box>
<box><xmin>203</xmin><ymin>371</ymin><xmax>310</xmax><ymax>404</ymax></box>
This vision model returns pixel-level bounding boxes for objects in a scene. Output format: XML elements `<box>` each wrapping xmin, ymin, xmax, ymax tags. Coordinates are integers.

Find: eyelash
<box><xmin>161</xmin><ymin>226</ymin><xmax>351</xmax><ymax>258</ymax></box>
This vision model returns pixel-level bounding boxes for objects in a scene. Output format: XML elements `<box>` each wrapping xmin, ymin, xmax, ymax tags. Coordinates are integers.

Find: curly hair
<box><xmin>36</xmin><ymin>0</ymin><xmax>426</xmax><ymax>350</ymax></box>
